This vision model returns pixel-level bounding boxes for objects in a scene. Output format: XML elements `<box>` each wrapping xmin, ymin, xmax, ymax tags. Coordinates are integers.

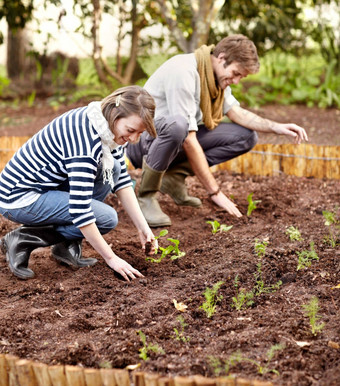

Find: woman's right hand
<box><xmin>105</xmin><ymin>254</ymin><xmax>144</xmax><ymax>281</ymax></box>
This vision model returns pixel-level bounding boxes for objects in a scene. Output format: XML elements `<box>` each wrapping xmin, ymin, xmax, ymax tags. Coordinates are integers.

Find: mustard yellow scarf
<box><xmin>194</xmin><ymin>44</ymin><xmax>224</xmax><ymax>130</ymax></box>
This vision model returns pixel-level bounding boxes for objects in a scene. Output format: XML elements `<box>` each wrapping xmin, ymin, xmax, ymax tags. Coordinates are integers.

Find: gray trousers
<box><xmin>126</xmin><ymin>115</ymin><xmax>258</xmax><ymax>171</ymax></box>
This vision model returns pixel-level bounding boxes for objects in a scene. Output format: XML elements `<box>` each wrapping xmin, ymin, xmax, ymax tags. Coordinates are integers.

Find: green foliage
<box><xmin>233</xmin><ymin>51</ymin><xmax>340</xmax><ymax>108</ymax></box>
<box><xmin>208</xmin><ymin>344</ymin><xmax>284</xmax><ymax>376</ymax></box>
<box><xmin>147</xmin><ymin>230</ymin><xmax>185</xmax><ymax>263</ymax></box>
<box><xmin>286</xmin><ymin>226</ymin><xmax>303</xmax><ymax>242</ymax></box>
<box><xmin>137</xmin><ymin>330</ymin><xmax>164</xmax><ymax>361</ymax></box>
<box><xmin>172</xmin><ymin>315</ymin><xmax>190</xmax><ymax>343</ymax></box>
<box><xmin>231</xmin><ymin>275</ymin><xmax>254</xmax><ymax>311</ymax></box>
<box><xmin>206</xmin><ymin>220</ymin><xmax>233</xmax><ymax>235</ymax></box>
<box><xmin>322</xmin><ymin>209</ymin><xmax>340</xmax><ymax>247</ymax></box>
<box><xmin>247</xmin><ymin>193</ymin><xmax>261</xmax><ymax>217</ymax></box>
<box><xmin>200</xmin><ymin>281</ymin><xmax>224</xmax><ymax>318</ymax></box>
<box><xmin>297</xmin><ymin>242</ymin><xmax>319</xmax><ymax>271</ymax></box>
<box><xmin>301</xmin><ymin>297</ymin><xmax>325</xmax><ymax>336</ymax></box>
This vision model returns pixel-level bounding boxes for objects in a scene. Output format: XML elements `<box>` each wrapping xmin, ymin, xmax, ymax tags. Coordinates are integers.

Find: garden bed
<box><xmin>0</xmin><ymin>170</ymin><xmax>339</xmax><ymax>385</ymax></box>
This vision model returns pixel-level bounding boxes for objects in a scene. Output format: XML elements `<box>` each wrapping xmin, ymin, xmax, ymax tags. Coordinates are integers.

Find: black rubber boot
<box><xmin>51</xmin><ymin>240</ymin><xmax>97</xmax><ymax>267</ymax></box>
<box><xmin>0</xmin><ymin>225</ymin><xmax>65</xmax><ymax>280</ymax></box>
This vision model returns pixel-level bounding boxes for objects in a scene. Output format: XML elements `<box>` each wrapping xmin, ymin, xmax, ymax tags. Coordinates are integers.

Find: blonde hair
<box><xmin>213</xmin><ymin>34</ymin><xmax>260</xmax><ymax>74</ymax></box>
<box><xmin>101</xmin><ymin>85</ymin><xmax>157</xmax><ymax>138</ymax></box>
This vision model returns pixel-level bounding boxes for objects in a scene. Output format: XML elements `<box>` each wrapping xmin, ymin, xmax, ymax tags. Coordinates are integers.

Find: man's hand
<box><xmin>272</xmin><ymin>122</ymin><xmax>309</xmax><ymax>144</ymax></box>
<box><xmin>211</xmin><ymin>191</ymin><xmax>242</xmax><ymax>217</ymax></box>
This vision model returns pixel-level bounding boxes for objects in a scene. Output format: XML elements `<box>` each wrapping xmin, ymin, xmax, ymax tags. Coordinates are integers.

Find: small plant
<box><xmin>322</xmin><ymin>209</ymin><xmax>340</xmax><ymax>247</ymax></box>
<box><xmin>172</xmin><ymin>315</ymin><xmax>190</xmax><ymax>343</ymax></box>
<box><xmin>253</xmin><ymin>240</ymin><xmax>282</xmax><ymax>296</ymax></box>
<box><xmin>247</xmin><ymin>193</ymin><xmax>261</xmax><ymax>216</ymax></box>
<box><xmin>243</xmin><ymin>344</ymin><xmax>285</xmax><ymax>375</ymax></box>
<box><xmin>208</xmin><ymin>344</ymin><xmax>284</xmax><ymax>376</ymax></box>
<box><xmin>231</xmin><ymin>275</ymin><xmax>254</xmax><ymax>311</ymax></box>
<box><xmin>147</xmin><ymin>229</ymin><xmax>185</xmax><ymax>262</ymax></box>
<box><xmin>301</xmin><ymin>296</ymin><xmax>325</xmax><ymax>336</ymax></box>
<box><xmin>137</xmin><ymin>330</ymin><xmax>165</xmax><ymax>361</ymax></box>
<box><xmin>286</xmin><ymin>226</ymin><xmax>303</xmax><ymax>241</ymax></box>
<box><xmin>208</xmin><ymin>351</ymin><xmax>243</xmax><ymax>376</ymax></box>
<box><xmin>199</xmin><ymin>281</ymin><xmax>224</xmax><ymax>318</ymax></box>
<box><xmin>297</xmin><ymin>242</ymin><xmax>319</xmax><ymax>271</ymax></box>
<box><xmin>206</xmin><ymin>220</ymin><xmax>233</xmax><ymax>235</ymax></box>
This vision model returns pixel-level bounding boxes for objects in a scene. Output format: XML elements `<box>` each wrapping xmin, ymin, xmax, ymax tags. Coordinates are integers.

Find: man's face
<box><xmin>213</xmin><ymin>54</ymin><xmax>248</xmax><ymax>90</ymax></box>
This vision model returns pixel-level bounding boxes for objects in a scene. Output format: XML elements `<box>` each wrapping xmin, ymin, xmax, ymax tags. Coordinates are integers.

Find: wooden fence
<box><xmin>1</xmin><ymin>137</ymin><xmax>339</xmax><ymax>179</ymax></box>
<box><xmin>0</xmin><ymin>354</ymin><xmax>274</xmax><ymax>386</ymax></box>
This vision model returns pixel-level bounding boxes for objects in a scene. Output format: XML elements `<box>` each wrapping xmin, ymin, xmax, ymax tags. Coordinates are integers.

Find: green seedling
<box><xmin>206</xmin><ymin>220</ymin><xmax>233</xmax><ymax>235</ymax></box>
<box><xmin>231</xmin><ymin>275</ymin><xmax>254</xmax><ymax>311</ymax></box>
<box><xmin>172</xmin><ymin>315</ymin><xmax>190</xmax><ymax>343</ymax></box>
<box><xmin>301</xmin><ymin>296</ymin><xmax>325</xmax><ymax>336</ymax></box>
<box><xmin>247</xmin><ymin>193</ymin><xmax>261</xmax><ymax>216</ymax></box>
<box><xmin>199</xmin><ymin>281</ymin><xmax>224</xmax><ymax>318</ymax></box>
<box><xmin>147</xmin><ymin>229</ymin><xmax>185</xmax><ymax>262</ymax></box>
<box><xmin>322</xmin><ymin>209</ymin><xmax>340</xmax><ymax>247</ymax></box>
<box><xmin>137</xmin><ymin>330</ymin><xmax>164</xmax><ymax>361</ymax></box>
<box><xmin>208</xmin><ymin>351</ymin><xmax>243</xmax><ymax>376</ymax></box>
<box><xmin>253</xmin><ymin>239</ymin><xmax>282</xmax><ymax>296</ymax></box>
<box><xmin>286</xmin><ymin>226</ymin><xmax>303</xmax><ymax>241</ymax></box>
<box><xmin>297</xmin><ymin>242</ymin><xmax>319</xmax><ymax>271</ymax></box>
<box><xmin>208</xmin><ymin>344</ymin><xmax>284</xmax><ymax>376</ymax></box>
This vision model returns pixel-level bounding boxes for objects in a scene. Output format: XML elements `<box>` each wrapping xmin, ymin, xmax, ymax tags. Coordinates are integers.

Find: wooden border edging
<box><xmin>0</xmin><ymin>354</ymin><xmax>274</xmax><ymax>386</ymax></box>
<box><xmin>213</xmin><ymin>143</ymin><xmax>340</xmax><ymax>179</ymax></box>
<box><xmin>1</xmin><ymin>137</ymin><xmax>339</xmax><ymax>179</ymax></box>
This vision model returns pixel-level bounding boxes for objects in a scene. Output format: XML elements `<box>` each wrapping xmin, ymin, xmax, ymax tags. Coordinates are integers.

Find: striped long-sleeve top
<box><xmin>0</xmin><ymin>106</ymin><xmax>132</xmax><ymax>228</ymax></box>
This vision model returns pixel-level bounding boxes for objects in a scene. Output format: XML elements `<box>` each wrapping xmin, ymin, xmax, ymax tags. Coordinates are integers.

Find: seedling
<box><xmin>247</xmin><ymin>193</ymin><xmax>261</xmax><ymax>216</ymax></box>
<box><xmin>297</xmin><ymin>242</ymin><xmax>319</xmax><ymax>271</ymax></box>
<box><xmin>322</xmin><ymin>209</ymin><xmax>339</xmax><ymax>247</ymax></box>
<box><xmin>253</xmin><ymin>240</ymin><xmax>282</xmax><ymax>296</ymax></box>
<box><xmin>137</xmin><ymin>330</ymin><xmax>164</xmax><ymax>361</ymax></box>
<box><xmin>208</xmin><ymin>344</ymin><xmax>284</xmax><ymax>376</ymax></box>
<box><xmin>286</xmin><ymin>226</ymin><xmax>303</xmax><ymax>241</ymax></box>
<box><xmin>206</xmin><ymin>220</ymin><xmax>233</xmax><ymax>235</ymax></box>
<box><xmin>231</xmin><ymin>275</ymin><xmax>254</xmax><ymax>311</ymax></box>
<box><xmin>147</xmin><ymin>229</ymin><xmax>185</xmax><ymax>262</ymax></box>
<box><xmin>172</xmin><ymin>315</ymin><xmax>190</xmax><ymax>343</ymax></box>
<box><xmin>208</xmin><ymin>351</ymin><xmax>243</xmax><ymax>376</ymax></box>
<box><xmin>301</xmin><ymin>296</ymin><xmax>325</xmax><ymax>336</ymax></box>
<box><xmin>199</xmin><ymin>281</ymin><xmax>224</xmax><ymax>318</ymax></box>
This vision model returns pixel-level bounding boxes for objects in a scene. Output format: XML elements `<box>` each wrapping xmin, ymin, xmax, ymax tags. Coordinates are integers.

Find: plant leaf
<box><xmin>173</xmin><ymin>299</ymin><xmax>188</xmax><ymax>312</ymax></box>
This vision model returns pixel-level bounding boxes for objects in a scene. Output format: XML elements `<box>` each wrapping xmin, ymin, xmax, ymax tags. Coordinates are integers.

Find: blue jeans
<box><xmin>0</xmin><ymin>159</ymin><xmax>121</xmax><ymax>240</ymax></box>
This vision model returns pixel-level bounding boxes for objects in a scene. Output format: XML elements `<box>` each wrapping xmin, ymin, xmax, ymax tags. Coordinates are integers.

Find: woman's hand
<box><xmin>138</xmin><ymin>228</ymin><xmax>158</xmax><ymax>255</ymax></box>
<box><xmin>105</xmin><ymin>254</ymin><xmax>144</xmax><ymax>282</ymax></box>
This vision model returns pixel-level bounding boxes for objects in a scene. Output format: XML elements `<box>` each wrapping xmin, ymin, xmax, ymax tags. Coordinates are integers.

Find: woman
<box><xmin>0</xmin><ymin>85</ymin><xmax>158</xmax><ymax>281</ymax></box>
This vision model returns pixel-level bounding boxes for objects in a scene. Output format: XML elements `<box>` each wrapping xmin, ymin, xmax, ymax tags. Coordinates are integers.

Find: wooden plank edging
<box><xmin>1</xmin><ymin>137</ymin><xmax>339</xmax><ymax>179</ymax></box>
<box><xmin>0</xmin><ymin>353</ymin><xmax>274</xmax><ymax>386</ymax></box>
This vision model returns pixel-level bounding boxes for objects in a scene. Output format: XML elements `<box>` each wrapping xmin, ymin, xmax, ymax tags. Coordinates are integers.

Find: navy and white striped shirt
<box><xmin>0</xmin><ymin>106</ymin><xmax>132</xmax><ymax>228</ymax></box>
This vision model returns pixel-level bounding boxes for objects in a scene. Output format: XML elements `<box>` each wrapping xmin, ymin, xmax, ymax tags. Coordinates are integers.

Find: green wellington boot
<box><xmin>137</xmin><ymin>159</ymin><xmax>172</xmax><ymax>227</ymax></box>
<box><xmin>160</xmin><ymin>161</ymin><xmax>202</xmax><ymax>207</ymax></box>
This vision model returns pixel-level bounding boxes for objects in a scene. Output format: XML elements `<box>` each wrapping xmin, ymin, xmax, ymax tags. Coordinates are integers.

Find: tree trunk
<box><xmin>6</xmin><ymin>26</ymin><xmax>27</xmax><ymax>79</ymax></box>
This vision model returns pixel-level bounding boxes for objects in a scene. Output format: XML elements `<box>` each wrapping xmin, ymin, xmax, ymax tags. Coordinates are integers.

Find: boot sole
<box><xmin>159</xmin><ymin>189</ymin><xmax>202</xmax><ymax>208</ymax></box>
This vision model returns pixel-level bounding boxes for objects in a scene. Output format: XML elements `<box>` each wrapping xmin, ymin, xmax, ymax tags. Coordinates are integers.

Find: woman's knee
<box><xmin>94</xmin><ymin>205</ymin><xmax>118</xmax><ymax>234</ymax></box>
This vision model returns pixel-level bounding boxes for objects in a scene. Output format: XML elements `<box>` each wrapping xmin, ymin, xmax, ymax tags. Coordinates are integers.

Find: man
<box><xmin>126</xmin><ymin>34</ymin><xmax>308</xmax><ymax>227</ymax></box>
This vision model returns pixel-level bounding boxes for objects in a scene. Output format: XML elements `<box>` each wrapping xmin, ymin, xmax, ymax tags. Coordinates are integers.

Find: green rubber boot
<box><xmin>160</xmin><ymin>161</ymin><xmax>202</xmax><ymax>207</ymax></box>
<box><xmin>137</xmin><ymin>159</ymin><xmax>171</xmax><ymax>227</ymax></box>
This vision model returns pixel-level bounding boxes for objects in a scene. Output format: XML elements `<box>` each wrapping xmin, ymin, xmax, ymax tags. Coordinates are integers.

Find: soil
<box><xmin>0</xmin><ymin>101</ymin><xmax>339</xmax><ymax>385</ymax></box>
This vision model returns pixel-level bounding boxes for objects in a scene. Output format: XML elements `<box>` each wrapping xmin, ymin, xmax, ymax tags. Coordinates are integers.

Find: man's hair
<box><xmin>101</xmin><ymin>85</ymin><xmax>157</xmax><ymax>138</ymax></box>
<box><xmin>212</xmin><ymin>34</ymin><xmax>260</xmax><ymax>74</ymax></box>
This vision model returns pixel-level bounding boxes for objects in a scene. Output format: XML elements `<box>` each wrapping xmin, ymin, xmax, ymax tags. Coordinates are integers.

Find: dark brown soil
<box><xmin>0</xmin><ymin>101</ymin><xmax>339</xmax><ymax>385</ymax></box>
